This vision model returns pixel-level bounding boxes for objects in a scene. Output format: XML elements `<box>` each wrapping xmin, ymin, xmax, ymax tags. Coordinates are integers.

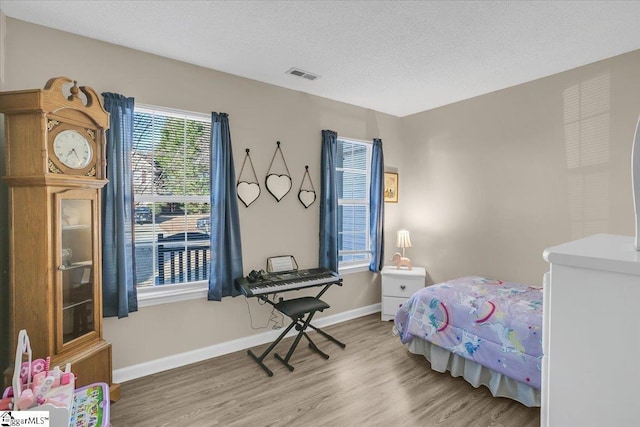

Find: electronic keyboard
<box><xmin>238</xmin><ymin>267</ymin><xmax>341</xmax><ymax>297</ymax></box>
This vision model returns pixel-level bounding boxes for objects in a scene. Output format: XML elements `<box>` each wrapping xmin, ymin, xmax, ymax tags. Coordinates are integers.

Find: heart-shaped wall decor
<box><xmin>237</xmin><ymin>181</ymin><xmax>261</xmax><ymax>207</ymax></box>
<box><xmin>265</xmin><ymin>174</ymin><xmax>292</xmax><ymax>202</ymax></box>
<box><xmin>298</xmin><ymin>190</ymin><xmax>316</xmax><ymax>209</ymax></box>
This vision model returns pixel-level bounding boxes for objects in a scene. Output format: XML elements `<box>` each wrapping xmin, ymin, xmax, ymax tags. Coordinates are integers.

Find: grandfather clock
<box><xmin>0</xmin><ymin>77</ymin><xmax>119</xmax><ymax>400</ymax></box>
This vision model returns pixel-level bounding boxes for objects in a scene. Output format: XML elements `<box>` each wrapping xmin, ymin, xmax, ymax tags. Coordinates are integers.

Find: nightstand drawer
<box><xmin>380</xmin><ymin>266</ymin><xmax>426</xmax><ymax>321</ymax></box>
<box><xmin>382</xmin><ymin>276</ymin><xmax>423</xmax><ymax>297</ymax></box>
<box><xmin>382</xmin><ymin>296</ymin><xmax>409</xmax><ymax>320</ymax></box>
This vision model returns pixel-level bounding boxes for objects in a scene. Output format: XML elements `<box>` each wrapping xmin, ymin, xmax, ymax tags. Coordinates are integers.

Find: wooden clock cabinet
<box><xmin>0</xmin><ymin>77</ymin><xmax>119</xmax><ymax>400</ymax></box>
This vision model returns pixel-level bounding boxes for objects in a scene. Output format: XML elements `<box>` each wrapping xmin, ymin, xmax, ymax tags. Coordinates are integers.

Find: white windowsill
<box><xmin>137</xmin><ymin>280</ymin><xmax>209</xmax><ymax>307</ymax></box>
<box><xmin>339</xmin><ymin>262</ymin><xmax>371</xmax><ymax>275</ymax></box>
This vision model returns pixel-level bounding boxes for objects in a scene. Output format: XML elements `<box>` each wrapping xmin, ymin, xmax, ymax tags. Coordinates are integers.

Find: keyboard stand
<box><xmin>246</xmin><ymin>282</ymin><xmax>346</xmax><ymax>376</ymax></box>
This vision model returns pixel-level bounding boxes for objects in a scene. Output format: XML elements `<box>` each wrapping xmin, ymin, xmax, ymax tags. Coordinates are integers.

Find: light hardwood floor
<box><xmin>110</xmin><ymin>313</ymin><xmax>540</xmax><ymax>426</ymax></box>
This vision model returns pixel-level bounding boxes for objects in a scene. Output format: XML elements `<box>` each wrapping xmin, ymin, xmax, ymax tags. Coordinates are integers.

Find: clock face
<box><xmin>53</xmin><ymin>129</ymin><xmax>93</xmax><ymax>169</ymax></box>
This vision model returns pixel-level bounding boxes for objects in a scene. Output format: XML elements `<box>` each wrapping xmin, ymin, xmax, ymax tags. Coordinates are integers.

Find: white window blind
<box><xmin>132</xmin><ymin>105</ymin><xmax>211</xmax><ymax>287</ymax></box>
<box><xmin>337</xmin><ymin>137</ymin><xmax>372</xmax><ymax>267</ymax></box>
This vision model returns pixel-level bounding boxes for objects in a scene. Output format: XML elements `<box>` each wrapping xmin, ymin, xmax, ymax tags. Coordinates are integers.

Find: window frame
<box><xmin>132</xmin><ymin>104</ymin><xmax>212</xmax><ymax>307</ymax></box>
<box><xmin>336</xmin><ymin>136</ymin><xmax>373</xmax><ymax>274</ymax></box>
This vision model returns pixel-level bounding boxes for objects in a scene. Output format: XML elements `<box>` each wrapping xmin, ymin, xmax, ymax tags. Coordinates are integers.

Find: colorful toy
<box><xmin>69</xmin><ymin>383</ymin><xmax>110</xmax><ymax>427</ymax></box>
<box><xmin>4</xmin><ymin>330</ymin><xmax>76</xmax><ymax>426</ymax></box>
<box><xmin>2</xmin><ymin>330</ymin><xmax>109</xmax><ymax>426</ymax></box>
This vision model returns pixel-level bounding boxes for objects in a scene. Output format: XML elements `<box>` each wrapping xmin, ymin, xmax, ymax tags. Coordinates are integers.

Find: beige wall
<box><xmin>2</xmin><ymin>16</ymin><xmax>639</xmax><ymax>375</ymax></box>
<box><xmin>399</xmin><ymin>49</ymin><xmax>640</xmax><ymax>286</ymax></box>
<box><xmin>0</xmin><ymin>18</ymin><xmax>400</xmax><ymax>370</ymax></box>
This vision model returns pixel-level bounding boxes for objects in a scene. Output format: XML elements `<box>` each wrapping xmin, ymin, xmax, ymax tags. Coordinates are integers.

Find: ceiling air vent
<box><xmin>286</xmin><ymin>68</ymin><xmax>320</xmax><ymax>81</ymax></box>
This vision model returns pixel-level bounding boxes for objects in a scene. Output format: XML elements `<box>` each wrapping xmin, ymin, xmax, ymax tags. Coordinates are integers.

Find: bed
<box><xmin>393</xmin><ymin>276</ymin><xmax>543</xmax><ymax>407</ymax></box>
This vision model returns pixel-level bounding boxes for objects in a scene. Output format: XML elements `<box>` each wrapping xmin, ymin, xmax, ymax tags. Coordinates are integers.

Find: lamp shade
<box><xmin>396</xmin><ymin>230</ymin><xmax>412</xmax><ymax>249</ymax></box>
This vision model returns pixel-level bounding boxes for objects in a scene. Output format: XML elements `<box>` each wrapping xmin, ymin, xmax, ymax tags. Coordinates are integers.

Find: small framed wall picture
<box><xmin>384</xmin><ymin>172</ymin><xmax>398</xmax><ymax>203</ymax></box>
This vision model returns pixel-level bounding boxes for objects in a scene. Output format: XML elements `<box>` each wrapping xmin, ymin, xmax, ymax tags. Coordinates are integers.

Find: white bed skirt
<box><xmin>407</xmin><ymin>338</ymin><xmax>541</xmax><ymax>407</ymax></box>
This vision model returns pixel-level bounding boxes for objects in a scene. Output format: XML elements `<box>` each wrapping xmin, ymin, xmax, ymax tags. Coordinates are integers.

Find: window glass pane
<box><xmin>340</xmin><ymin>232</ymin><xmax>368</xmax><ymax>252</ymax></box>
<box><xmin>339</xmin><ymin>253</ymin><xmax>368</xmax><ymax>263</ymax></box>
<box><xmin>336</xmin><ymin>137</ymin><xmax>371</xmax><ymax>266</ymax></box>
<box><xmin>156</xmin><ymin>117</ymin><xmax>186</xmax><ymax>196</ymax></box>
<box><xmin>338</xmin><ymin>139</ymin><xmax>367</xmax><ymax>171</ymax></box>
<box><xmin>339</xmin><ymin>203</ymin><xmax>367</xmax><ymax>251</ymax></box>
<box><xmin>132</xmin><ymin>107</ymin><xmax>211</xmax><ymax>287</ymax></box>
<box><xmin>132</xmin><ymin>112</ymin><xmax>157</xmax><ymax>196</ymax></box>
<box><xmin>184</xmin><ymin>120</ymin><xmax>210</xmax><ymax>197</ymax></box>
<box><xmin>350</xmin><ymin>144</ymin><xmax>368</xmax><ymax>170</ymax></box>
<box><xmin>337</xmin><ymin>139</ymin><xmax>347</xmax><ymax>169</ymax></box>
<box><xmin>134</xmin><ymin>202</ymin><xmax>155</xmax><ymax>287</ymax></box>
<box><xmin>158</xmin><ymin>203</ymin><xmax>186</xmax><ymax>235</ymax></box>
<box><xmin>187</xmin><ymin>202</ymin><xmax>211</xmax><ymax>234</ymax></box>
<box><xmin>339</xmin><ymin>204</ymin><xmax>367</xmax><ymax>233</ymax></box>
<box><xmin>338</xmin><ymin>171</ymin><xmax>367</xmax><ymax>199</ymax></box>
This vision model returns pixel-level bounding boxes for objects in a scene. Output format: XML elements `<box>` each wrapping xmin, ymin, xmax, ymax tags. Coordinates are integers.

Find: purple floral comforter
<box><xmin>394</xmin><ymin>276</ymin><xmax>543</xmax><ymax>389</ymax></box>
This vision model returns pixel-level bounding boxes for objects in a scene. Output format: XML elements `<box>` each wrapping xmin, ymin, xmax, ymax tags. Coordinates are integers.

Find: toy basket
<box><xmin>6</xmin><ymin>330</ymin><xmax>76</xmax><ymax>426</ymax></box>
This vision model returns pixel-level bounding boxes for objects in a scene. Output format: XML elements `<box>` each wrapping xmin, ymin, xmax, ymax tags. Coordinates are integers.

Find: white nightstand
<box><xmin>380</xmin><ymin>266</ymin><xmax>426</xmax><ymax>321</ymax></box>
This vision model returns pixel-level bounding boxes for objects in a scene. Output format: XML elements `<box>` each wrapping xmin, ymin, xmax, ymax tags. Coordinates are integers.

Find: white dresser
<box><xmin>380</xmin><ymin>266</ymin><xmax>426</xmax><ymax>321</ymax></box>
<box><xmin>543</xmin><ymin>234</ymin><xmax>640</xmax><ymax>427</ymax></box>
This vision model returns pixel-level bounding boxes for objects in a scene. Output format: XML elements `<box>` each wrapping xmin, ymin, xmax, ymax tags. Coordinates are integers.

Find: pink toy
<box><xmin>10</xmin><ymin>330</ymin><xmax>77</xmax><ymax>423</ymax></box>
<box><xmin>0</xmin><ymin>397</ymin><xmax>12</xmax><ymax>410</ymax></box>
<box><xmin>32</xmin><ymin>371</ymin><xmax>46</xmax><ymax>387</ymax></box>
<box><xmin>16</xmin><ymin>388</ymin><xmax>34</xmax><ymax>410</ymax></box>
<box><xmin>60</xmin><ymin>373</ymin><xmax>71</xmax><ymax>386</ymax></box>
<box><xmin>391</xmin><ymin>252</ymin><xmax>412</xmax><ymax>270</ymax></box>
<box><xmin>2</xmin><ymin>387</ymin><xmax>13</xmax><ymax>399</ymax></box>
<box><xmin>19</xmin><ymin>362</ymin><xmax>30</xmax><ymax>383</ymax></box>
<box><xmin>31</xmin><ymin>358</ymin><xmax>46</xmax><ymax>376</ymax></box>
<box><xmin>19</xmin><ymin>358</ymin><xmax>47</xmax><ymax>384</ymax></box>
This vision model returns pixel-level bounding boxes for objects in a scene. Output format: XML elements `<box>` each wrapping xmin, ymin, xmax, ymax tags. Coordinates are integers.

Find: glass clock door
<box><xmin>57</xmin><ymin>192</ymin><xmax>98</xmax><ymax>346</ymax></box>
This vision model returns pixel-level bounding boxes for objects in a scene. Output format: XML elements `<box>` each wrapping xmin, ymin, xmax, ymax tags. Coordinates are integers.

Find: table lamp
<box><xmin>394</xmin><ymin>229</ymin><xmax>412</xmax><ymax>269</ymax></box>
<box><xmin>396</xmin><ymin>230</ymin><xmax>412</xmax><ymax>257</ymax></box>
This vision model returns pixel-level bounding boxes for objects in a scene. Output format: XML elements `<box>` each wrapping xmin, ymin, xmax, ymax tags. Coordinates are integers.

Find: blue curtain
<box><xmin>208</xmin><ymin>112</ymin><xmax>243</xmax><ymax>300</ymax></box>
<box><xmin>369</xmin><ymin>138</ymin><xmax>385</xmax><ymax>272</ymax></box>
<box><xmin>101</xmin><ymin>92</ymin><xmax>137</xmax><ymax>318</ymax></box>
<box><xmin>319</xmin><ymin>130</ymin><xmax>339</xmax><ymax>272</ymax></box>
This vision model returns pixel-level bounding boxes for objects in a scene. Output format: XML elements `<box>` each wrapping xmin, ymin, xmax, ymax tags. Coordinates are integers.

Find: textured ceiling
<box><xmin>2</xmin><ymin>1</ymin><xmax>640</xmax><ymax>117</ymax></box>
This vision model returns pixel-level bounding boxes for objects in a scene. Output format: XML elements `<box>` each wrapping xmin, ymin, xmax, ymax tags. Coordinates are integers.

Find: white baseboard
<box><xmin>113</xmin><ymin>303</ymin><xmax>381</xmax><ymax>384</ymax></box>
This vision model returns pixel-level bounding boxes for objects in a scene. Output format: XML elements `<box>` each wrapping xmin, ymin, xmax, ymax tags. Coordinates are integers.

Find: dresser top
<box><xmin>381</xmin><ymin>266</ymin><xmax>426</xmax><ymax>277</ymax></box>
<box><xmin>543</xmin><ymin>234</ymin><xmax>640</xmax><ymax>276</ymax></box>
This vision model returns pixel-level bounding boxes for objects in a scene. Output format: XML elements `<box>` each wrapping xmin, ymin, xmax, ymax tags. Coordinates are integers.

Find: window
<box><xmin>336</xmin><ymin>137</ymin><xmax>372</xmax><ymax>269</ymax></box>
<box><xmin>132</xmin><ymin>105</ymin><xmax>211</xmax><ymax>289</ymax></box>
